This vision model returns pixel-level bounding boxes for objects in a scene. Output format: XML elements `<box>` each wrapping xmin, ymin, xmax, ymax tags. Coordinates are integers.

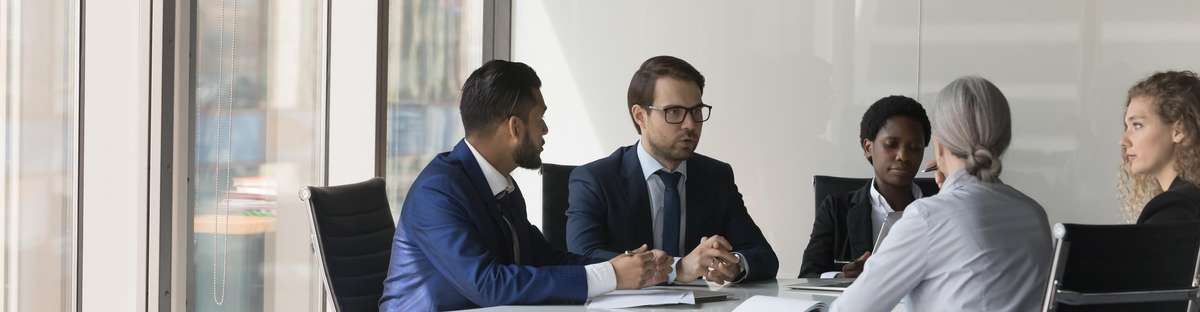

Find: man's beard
<box><xmin>513</xmin><ymin>132</ymin><xmax>543</xmax><ymax>169</ymax></box>
<box><xmin>649</xmin><ymin>133</ymin><xmax>696</xmax><ymax>163</ymax></box>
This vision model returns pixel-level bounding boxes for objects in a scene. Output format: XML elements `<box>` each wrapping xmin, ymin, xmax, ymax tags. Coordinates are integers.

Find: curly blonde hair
<box><xmin>1118</xmin><ymin>70</ymin><xmax>1200</xmax><ymax>222</ymax></box>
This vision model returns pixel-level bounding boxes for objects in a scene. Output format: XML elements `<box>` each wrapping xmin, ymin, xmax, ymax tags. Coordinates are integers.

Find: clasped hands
<box><xmin>610</xmin><ymin>235</ymin><xmax>742</xmax><ymax>289</ymax></box>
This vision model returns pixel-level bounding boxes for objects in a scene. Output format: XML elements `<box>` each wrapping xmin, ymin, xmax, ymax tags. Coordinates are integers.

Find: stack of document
<box><xmin>586</xmin><ymin>289</ymin><xmax>695</xmax><ymax>309</ymax></box>
<box><xmin>733</xmin><ymin>295</ymin><xmax>827</xmax><ymax>312</ymax></box>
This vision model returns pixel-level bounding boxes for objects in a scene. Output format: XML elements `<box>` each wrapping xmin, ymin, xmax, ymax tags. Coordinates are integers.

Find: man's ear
<box><xmin>506</xmin><ymin>115</ymin><xmax>520</xmax><ymax>142</ymax></box>
<box><xmin>506</xmin><ymin>116</ymin><xmax>525</xmax><ymax>143</ymax></box>
<box><xmin>632</xmin><ymin>104</ymin><xmax>647</xmax><ymax>131</ymax></box>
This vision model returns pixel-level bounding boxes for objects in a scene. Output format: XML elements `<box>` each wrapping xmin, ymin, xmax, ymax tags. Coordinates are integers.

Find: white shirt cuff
<box><xmin>732</xmin><ymin>252</ymin><xmax>750</xmax><ymax>283</ymax></box>
<box><xmin>585</xmin><ymin>261</ymin><xmax>617</xmax><ymax>298</ymax></box>
<box><xmin>820</xmin><ymin>271</ymin><xmax>842</xmax><ymax>279</ymax></box>
<box><xmin>668</xmin><ymin>257</ymin><xmax>682</xmax><ymax>283</ymax></box>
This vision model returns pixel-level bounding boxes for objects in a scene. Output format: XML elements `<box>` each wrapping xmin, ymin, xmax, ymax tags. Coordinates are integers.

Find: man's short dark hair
<box><xmin>627</xmin><ymin>56</ymin><xmax>705</xmax><ymax>134</ymax></box>
<box><xmin>859</xmin><ymin>95</ymin><xmax>932</xmax><ymax>148</ymax></box>
<box><xmin>460</xmin><ymin>60</ymin><xmax>542</xmax><ymax>136</ymax></box>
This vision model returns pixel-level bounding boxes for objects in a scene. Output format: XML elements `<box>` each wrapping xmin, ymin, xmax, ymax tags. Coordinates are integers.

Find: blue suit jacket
<box><xmin>380</xmin><ymin>140</ymin><xmax>605</xmax><ymax>311</ymax></box>
<box><xmin>565</xmin><ymin>144</ymin><xmax>779</xmax><ymax>282</ymax></box>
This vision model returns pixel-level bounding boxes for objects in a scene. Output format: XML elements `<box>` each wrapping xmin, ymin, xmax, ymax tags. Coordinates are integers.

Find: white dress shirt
<box><xmin>820</xmin><ymin>180</ymin><xmax>923</xmax><ymax>279</ymax></box>
<box><xmin>636</xmin><ymin>141</ymin><xmax>689</xmax><ymax>253</ymax></box>
<box><xmin>867</xmin><ymin>179</ymin><xmax>923</xmax><ymax>240</ymax></box>
<box><xmin>830</xmin><ymin>169</ymin><xmax>1053</xmax><ymax>312</ymax></box>
<box><xmin>636</xmin><ymin>141</ymin><xmax>750</xmax><ymax>283</ymax></box>
<box><xmin>465</xmin><ymin>140</ymin><xmax>616</xmax><ymax>298</ymax></box>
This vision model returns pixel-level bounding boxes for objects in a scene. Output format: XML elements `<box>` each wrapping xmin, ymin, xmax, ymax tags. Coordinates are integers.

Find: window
<box><xmin>189</xmin><ymin>0</ymin><xmax>327</xmax><ymax>311</ymax></box>
<box><xmin>0</xmin><ymin>0</ymin><xmax>80</xmax><ymax>311</ymax></box>
<box><xmin>383</xmin><ymin>0</ymin><xmax>483</xmax><ymax>217</ymax></box>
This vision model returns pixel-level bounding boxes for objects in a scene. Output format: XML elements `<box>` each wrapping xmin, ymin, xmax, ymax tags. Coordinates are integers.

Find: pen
<box><xmin>921</xmin><ymin>163</ymin><xmax>938</xmax><ymax>173</ymax></box>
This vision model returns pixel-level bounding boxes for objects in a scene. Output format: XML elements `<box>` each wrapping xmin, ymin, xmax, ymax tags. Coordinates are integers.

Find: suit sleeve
<box><xmin>720</xmin><ymin>165</ymin><xmax>779</xmax><ymax>282</ymax></box>
<box><xmin>526</xmin><ymin>222</ymin><xmax>608</xmax><ymax>266</ymax></box>
<box><xmin>1138</xmin><ymin>192</ymin><xmax>1200</xmax><ymax>224</ymax></box>
<box><xmin>565</xmin><ymin>166</ymin><xmax>621</xmax><ymax>260</ymax></box>
<box><xmin>403</xmin><ymin>177</ymin><xmax>588</xmax><ymax>306</ymax></box>
<box><xmin>798</xmin><ymin>195</ymin><xmax>838</xmax><ymax>278</ymax></box>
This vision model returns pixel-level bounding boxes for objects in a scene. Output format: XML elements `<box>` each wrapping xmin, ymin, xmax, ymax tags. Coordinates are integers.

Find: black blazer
<box><xmin>564</xmin><ymin>144</ymin><xmax>779</xmax><ymax>282</ymax></box>
<box><xmin>798</xmin><ymin>184</ymin><xmax>875</xmax><ymax>278</ymax></box>
<box><xmin>1137</xmin><ymin>177</ymin><xmax>1200</xmax><ymax>224</ymax></box>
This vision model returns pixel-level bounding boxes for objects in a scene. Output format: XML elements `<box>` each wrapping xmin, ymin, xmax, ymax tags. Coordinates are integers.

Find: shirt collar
<box><xmin>465</xmin><ymin>139</ymin><xmax>515</xmax><ymax>197</ymax></box>
<box><xmin>636</xmin><ymin>140</ymin><xmax>688</xmax><ymax>181</ymax></box>
<box><xmin>868</xmin><ymin>178</ymin><xmax>924</xmax><ymax>213</ymax></box>
<box><xmin>941</xmin><ymin>168</ymin><xmax>976</xmax><ymax>190</ymax></box>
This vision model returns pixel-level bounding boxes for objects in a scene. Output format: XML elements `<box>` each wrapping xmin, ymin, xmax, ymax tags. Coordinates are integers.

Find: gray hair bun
<box><xmin>967</xmin><ymin>146</ymin><xmax>1002</xmax><ymax>182</ymax></box>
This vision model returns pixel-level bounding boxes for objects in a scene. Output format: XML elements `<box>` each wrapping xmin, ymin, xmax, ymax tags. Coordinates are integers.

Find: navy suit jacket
<box><xmin>565</xmin><ymin>144</ymin><xmax>779</xmax><ymax>282</ymax></box>
<box><xmin>380</xmin><ymin>140</ymin><xmax>604</xmax><ymax>311</ymax></box>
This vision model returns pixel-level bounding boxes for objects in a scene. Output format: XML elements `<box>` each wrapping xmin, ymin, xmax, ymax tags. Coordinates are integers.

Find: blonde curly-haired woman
<box><xmin>1120</xmin><ymin>70</ymin><xmax>1200</xmax><ymax>224</ymax></box>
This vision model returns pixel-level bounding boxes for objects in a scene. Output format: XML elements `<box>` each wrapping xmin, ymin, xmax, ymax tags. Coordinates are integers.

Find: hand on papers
<box><xmin>840</xmin><ymin>251</ymin><xmax>871</xmax><ymax>278</ymax></box>
<box><xmin>612</xmin><ymin>244</ymin><xmax>673</xmax><ymax>289</ymax></box>
<box><xmin>676</xmin><ymin>235</ymin><xmax>741</xmax><ymax>283</ymax></box>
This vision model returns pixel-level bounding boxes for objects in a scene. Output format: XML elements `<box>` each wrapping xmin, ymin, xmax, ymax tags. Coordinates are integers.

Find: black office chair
<box><xmin>812</xmin><ymin>175</ymin><xmax>940</xmax><ymax>209</ymax></box>
<box><xmin>1042</xmin><ymin>222</ymin><xmax>1200</xmax><ymax>312</ymax></box>
<box><xmin>303</xmin><ymin>177</ymin><xmax>395</xmax><ymax>312</ymax></box>
<box><xmin>540</xmin><ymin>163</ymin><xmax>578</xmax><ymax>251</ymax></box>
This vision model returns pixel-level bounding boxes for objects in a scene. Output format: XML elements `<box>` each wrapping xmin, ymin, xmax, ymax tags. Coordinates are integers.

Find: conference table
<box><xmin>462</xmin><ymin>278</ymin><xmax>906</xmax><ymax>311</ymax></box>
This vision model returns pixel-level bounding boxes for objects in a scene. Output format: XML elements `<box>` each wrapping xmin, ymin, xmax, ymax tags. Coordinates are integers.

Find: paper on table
<box><xmin>733</xmin><ymin>295</ymin><xmax>827</xmax><ymax>312</ymax></box>
<box><xmin>586</xmin><ymin>289</ymin><xmax>696</xmax><ymax>309</ymax></box>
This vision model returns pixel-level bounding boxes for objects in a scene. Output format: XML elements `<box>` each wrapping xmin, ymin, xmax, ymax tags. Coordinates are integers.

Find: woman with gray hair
<box><xmin>831</xmin><ymin>76</ymin><xmax>1053</xmax><ymax>312</ymax></box>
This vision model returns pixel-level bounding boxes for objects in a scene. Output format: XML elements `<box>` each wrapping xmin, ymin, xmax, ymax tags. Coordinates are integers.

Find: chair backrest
<box><xmin>540</xmin><ymin>163</ymin><xmax>577</xmax><ymax>251</ymax></box>
<box><xmin>304</xmin><ymin>177</ymin><xmax>395</xmax><ymax>312</ymax></box>
<box><xmin>1042</xmin><ymin>222</ymin><xmax>1200</xmax><ymax>312</ymax></box>
<box><xmin>812</xmin><ymin>175</ymin><xmax>940</xmax><ymax>209</ymax></box>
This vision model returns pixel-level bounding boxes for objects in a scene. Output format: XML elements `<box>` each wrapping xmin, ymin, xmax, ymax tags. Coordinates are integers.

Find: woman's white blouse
<box><xmin>831</xmin><ymin>169</ymin><xmax>1053</xmax><ymax>312</ymax></box>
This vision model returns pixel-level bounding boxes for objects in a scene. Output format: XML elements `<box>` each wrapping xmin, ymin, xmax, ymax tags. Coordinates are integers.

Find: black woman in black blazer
<box><xmin>798</xmin><ymin>95</ymin><xmax>933</xmax><ymax>278</ymax></box>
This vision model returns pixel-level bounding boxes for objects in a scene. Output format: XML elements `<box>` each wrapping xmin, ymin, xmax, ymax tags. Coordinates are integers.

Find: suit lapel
<box><xmin>622</xmin><ymin>146</ymin><xmax>656</xmax><ymax>249</ymax></box>
<box><xmin>449</xmin><ymin>140</ymin><xmax>514</xmax><ymax>263</ymax></box>
<box><xmin>845</xmin><ymin>184</ymin><xmax>874</xmax><ymax>258</ymax></box>
<box><xmin>451</xmin><ymin>140</ymin><xmax>501</xmax><ymax>209</ymax></box>
<box><xmin>683</xmin><ymin>161</ymin><xmax>704</xmax><ymax>253</ymax></box>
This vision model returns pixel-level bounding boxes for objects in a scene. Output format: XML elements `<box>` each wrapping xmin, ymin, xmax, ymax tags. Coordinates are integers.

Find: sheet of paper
<box><xmin>586</xmin><ymin>289</ymin><xmax>696</xmax><ymax>309</ymax></box>
<box><xmin>733</xmin><ymin>295</ymin><xmax>827</xmax><ymax>312</ymax></box>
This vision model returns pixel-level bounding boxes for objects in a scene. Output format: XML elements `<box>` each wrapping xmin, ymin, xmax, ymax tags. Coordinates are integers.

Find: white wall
<box><xmin>81</xmin><ymin>0</ymin><xmax>150</xmax><ymax>309</ymax></box>
<box><xmin>511</xmin><ymin>0</ymin><xmax>1200</xmax><ymax>277</ymax></box>
<box><xmin>328</xmin><ymin>0</ymin><xmax>378</xmax><ymax>186</ymax></box>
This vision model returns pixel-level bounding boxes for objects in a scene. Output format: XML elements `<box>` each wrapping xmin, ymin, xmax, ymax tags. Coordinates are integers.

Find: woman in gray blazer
<box><xmin>831</xmin><ymin>76</ymin><xmax>1053</xmax><ymax>312</ymax></box>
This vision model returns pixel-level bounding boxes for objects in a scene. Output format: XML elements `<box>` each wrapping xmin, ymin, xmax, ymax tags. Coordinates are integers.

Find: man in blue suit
<box><xmin>567</xmin><ymin>56</ymin><xmax>779</xmax><ymax>284</ymax></box>
<box><xmin>380</xmin><ymin>60</ymin><xmax>673</xmax><ymax>311</ymax></box>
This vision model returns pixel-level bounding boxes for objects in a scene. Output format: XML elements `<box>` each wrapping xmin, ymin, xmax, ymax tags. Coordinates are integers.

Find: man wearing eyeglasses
<box><xmin>565</xmin><ymin>56</ymin><xmax>778</xmax><ymax>285</ymax></box>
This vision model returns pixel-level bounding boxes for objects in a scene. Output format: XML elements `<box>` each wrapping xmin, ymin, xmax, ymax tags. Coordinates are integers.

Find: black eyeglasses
<box><xmin>644</xmin><ymin>104</ymin><xmax>712</xmax><ymax>124</ymax></box>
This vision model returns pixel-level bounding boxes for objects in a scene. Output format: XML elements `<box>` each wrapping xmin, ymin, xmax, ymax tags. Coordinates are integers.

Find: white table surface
<box><xmin>457</xmin><ymin>278</ymin><xmax>899</xmax><ymax>311</ymax></box>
